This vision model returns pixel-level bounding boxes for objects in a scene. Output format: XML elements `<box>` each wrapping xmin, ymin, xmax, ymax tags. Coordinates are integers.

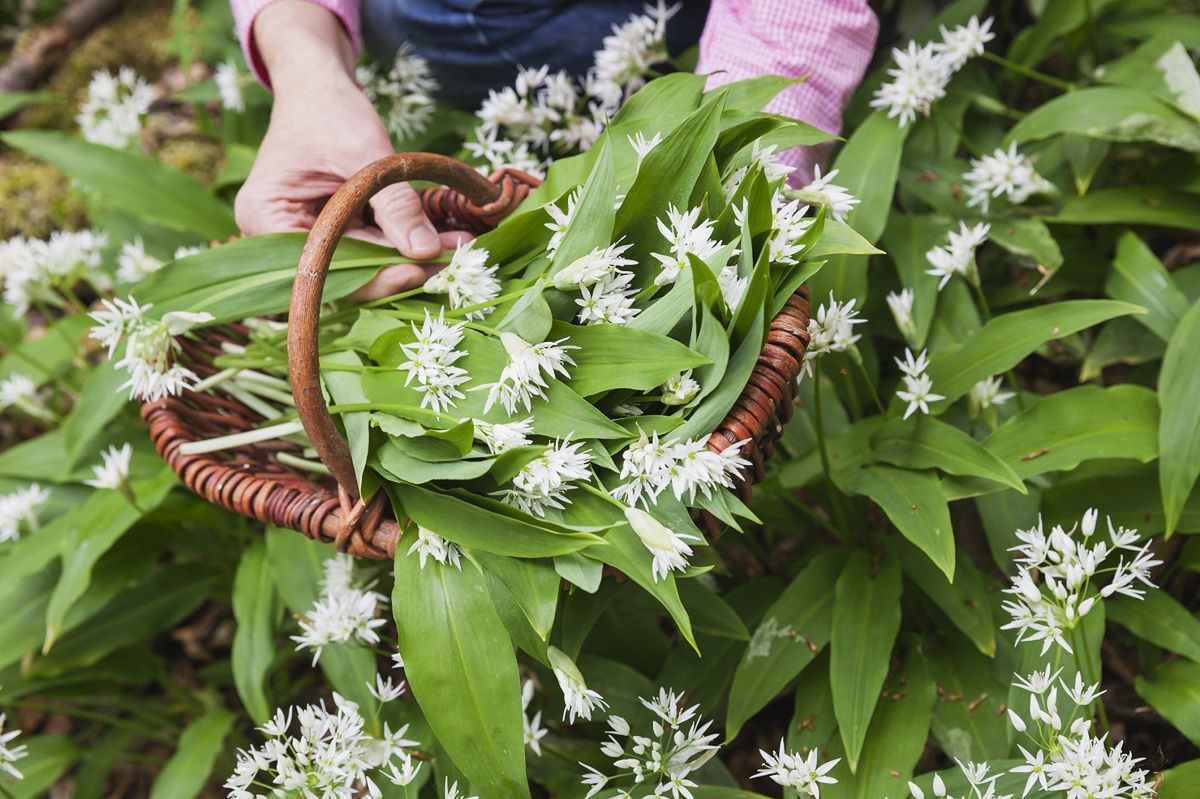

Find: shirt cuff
<box><xmin>231</xmin><ymin>0</ymin><xmax>363</xmax><ymax>88</ymax></box>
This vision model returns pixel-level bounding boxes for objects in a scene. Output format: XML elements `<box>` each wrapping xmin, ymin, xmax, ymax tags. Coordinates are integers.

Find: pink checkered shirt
<box><xmin>230</xmin><ymin>0</ymin><xmax>878</xmax><ymax>178</ymax></box>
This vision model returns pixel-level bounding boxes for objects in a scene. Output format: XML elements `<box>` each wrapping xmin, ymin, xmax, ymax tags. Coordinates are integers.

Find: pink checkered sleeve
<box><xmin>231</xmin><ymin>0</ymin><xmax>362</xmax><ymax>87</ymax></box>
<box><xmin>696</xmin><ymin>0</ymin><xmax>879</xmax><ymax>184</ymax></box>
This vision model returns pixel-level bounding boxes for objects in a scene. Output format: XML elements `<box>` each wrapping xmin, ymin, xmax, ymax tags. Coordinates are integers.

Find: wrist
<box><xmin>255</xmin><ymin>1</ymin><xmax>357</xmax><ymax>93</ymax></box>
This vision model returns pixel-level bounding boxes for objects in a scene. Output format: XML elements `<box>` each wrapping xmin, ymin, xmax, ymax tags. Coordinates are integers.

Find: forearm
<box><xmin>255</xmin><ymin>1</ymin><xmax>356</xmax><ymax>94</ymax></box>
<box><xmin>231</xmin><ymin>0</ymin><xmax>362</xmax><ymax>87</ymax></box>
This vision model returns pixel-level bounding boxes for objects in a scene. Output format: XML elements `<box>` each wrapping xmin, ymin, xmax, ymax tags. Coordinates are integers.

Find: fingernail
<box><xmin>410</xmin><ymin>226</ymin><xmax>438</xmax><ymax>253</ymax></box>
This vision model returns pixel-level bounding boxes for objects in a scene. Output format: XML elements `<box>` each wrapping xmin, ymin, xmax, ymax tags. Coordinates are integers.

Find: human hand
<box><xmin>235</xmin><ymin>1</ymin><xmax>468</xmax><ymax>299</ymax></box>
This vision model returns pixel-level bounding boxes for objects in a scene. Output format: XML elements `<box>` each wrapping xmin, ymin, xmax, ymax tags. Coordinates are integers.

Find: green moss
<box><xmin>0</xmin><ymin>155</ymin><xmax>87</xmax><ymax>240</ymax></box>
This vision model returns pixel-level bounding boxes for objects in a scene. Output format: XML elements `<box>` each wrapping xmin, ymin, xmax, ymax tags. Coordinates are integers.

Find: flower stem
<box><xmin>447</xmin><ymin>282</ymin><xmax>540</xmax><ymax>320</ymax></box>
<box><xmin>812</xmin><ymin>369</ymin><xmax>851</xmax><ymax>536</ymax></box>
<box><xmin>177</xmin><ymin>419</ymin><xmax>305</xmax><ymax>456</ymax></box>
<box><xmin>850</xmin><ymin>354</ymin><xmax>886</xmax><ymax>415</ymax></box>
<box><xmin>327</xmin><ymin>402</ymin><xmax>453</xmax><ymax>427</ymax></box>
<box><xmin>981</xmin><ymin>51</ymin><xmax>1074</xmax><ymax>92</ymax></box>
<box><xmin>1076</xmin><ymin>619</ymin><xmax>1110</xmax><ymax>733</ymax></box>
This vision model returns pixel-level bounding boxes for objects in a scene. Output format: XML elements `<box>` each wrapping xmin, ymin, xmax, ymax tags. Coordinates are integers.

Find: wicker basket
<box><xmin>140</xmin><ymin>153</ymin><xmax>811</xmax><ymax>559</ymax></box>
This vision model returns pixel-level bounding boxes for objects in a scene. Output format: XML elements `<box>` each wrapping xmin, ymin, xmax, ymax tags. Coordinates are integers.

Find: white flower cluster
<box><xmin>760</xmin><ymin>191</ymin><xmax>815</xmax><ymax>267</ymax></box>
<box><xmin>0</xmin><ymin>484</ymin><xmax>50</xmax><ymax>544</ymax></box>
<box><xmin>291</xmin><ymin>555</ymin><xmax>388</xmax><ymax>665</ymax></box>
<box><xmin>554</xmin><ymin>241</ymin><xmax>640</xmax><ymax>326</ymax></box>
<box><xmin>0</xmin><ymin>230</ymin><xmax>108</xmax><ymax>315</ymax></box>
<box><xmin>544</xmin><ymin>189</ymin><xmax>580</xmax><ymax>258</ymax></box>
<box><xmin>522</xmin><ymin>679</ymin><xmax>550</xmax><ymax>755</ymax></box>
<box><xmin>480</xmin><ymin>332</ymin><xmax>578</xmax><ymax>416</ymax></box>
<box><xmin>214</xmin><ymin>59</ymin><xmax>245</xmax><ymax>113</ymax></box>
<box><xmin>1004</xmin><ymin>668</ymin><xmax>1155</xmax><ymax>799</ymax></box>
<box><xmin>406</xmin><ymin>526</ymin><xmax>463</xmax><ymax>570</ymax></box>
<box><xmin>116</xmin><ymin>238</ymin><xmax>164</xmax><ymax>284</ymax></box>
<box><xmin>396</xmin><ymin>310</ymin><xmax>470</xmax><ymax>413</ymax></box>
<box><xmin>625</xmin><ymin>507</ymin><xmax>701</xmax><ymax>582</ymax></box>
<box><xmin>0</xmin><ymin>373</ymin><xmax>52</xmax><ymax>423</ymax></box>
<box><xmin>581</xmin><ymin>687</ymin><xmax>719</xmax><ymax>799</ymax></box>
<box><xmin>967</xmin><ymin>375</ymin><xmax>1014</xmax><ymax>417</ymax></box>
<box><xmin>871</xmin><ymin>16</ymin><xmax>995</xmax><ymax>126</ymax></box>
<box><xmin>963</xmin><ymin>143</ymin><xmax>1054</xmax><ymax>213</ymax></box>
<box><xmin>1001</xmin><ymin>510</ymin><xmax>1161</xmax><ymax>654</ymax></box>
<box><xmin>803</xmin><ymin>166</ymin><xmax>860</xmax><ymax>223</ymax></box>
<box><xmin>907</xmin><ymin>761</ymin><xmax>1011</xmax><ymax>799</ymax></box>
<box><xmin>77</xmin><ymin>67</ymin><xmax>154</xmax><ymax>149</ymax></box>
<box><xmin>660</xmin><ymin>370</ymin><xmax>699</xmax><ymax>407</ymax></box>
<box><xmin>754</xmin><ymin>739</ymin><xmax>840</xmax><ymax>798</ymax></box>
<box><xmin>474</xmin><ymin>418</ymin><xmax>534</xmax><ymax>455</ymax></box>
<box><xmin>357</xmin><ymin>43</ymin><xmax>438</xmax><ymax>140</ymax></box>
<box><xmin>552</xmin><ymin>651</ymin><xmax>608</xmax><ymax>724</ymax></box>
<box><xmin>224</xmin><ymin>694</ymin><xmax>422</xmax><ymax>799</ymax></box>
<box><xmin>887</xmin><ymin>287</ymin><xmax>917</xmax><ymax>343</ymax></box>
<box><xmin>497</xmin><ymin>438</ymin><xmax>592</xmax><ymax>517</ymax></box>
<box><xmin>925</xmin><ymin>221</ymin><xmax>990</xmax><ymax>290</ymax></box>
<box><xmin>424</xmin><ymin>242</ymin><xmax>502</xmax><ymax>320</ymax></box>
<box><xmin>801</xmin><ymin>293</ymin><xmax>865</xmax><ymax>378</ymax></box>
<box><xmin>88</xmin><ymin>296</ymin><xmax>213</xmax><ymax>402</ymax></box>
<box><xmin>895</xmin><ymin>347</ymin><xmax>944</xmax><ymax>420</ymax></box>
<box><xmin>0</xmin><ymin>711</ymin><xmax>27</xmax><ymax>781</ymax></box>
<box><xmin>85</xmin><ymin>443</ymin><xmax>132</xmax><ymax>490</ymax></box>
<box><xmin>468</xmin><ymin>2</ymin><xmax>677</xmax><ymax>173</ymax></box>
<box><xmin>612</xmin><ymin>430</ymin><xmax>750</xmax><ymax>509</ymax></box>
<box><xmin>652</xmin><ymin>205</ymin><xmax>733</xmax><ymax>286</ymax></box>
<box><xmin>723</xmin><ymin>142</ymin><xmax>796</xmax><ymax>201</ymax></box>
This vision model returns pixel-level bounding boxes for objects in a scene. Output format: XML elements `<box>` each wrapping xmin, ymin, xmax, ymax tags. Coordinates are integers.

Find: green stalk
<box><xmin>1075</xmin><ymin>619</ymin><xmax>1110</xmax><ymax>733</ymax></box>
<box><xmin>327</xmin><ymin>402</ymin><xmax>453</xmax><ymax>427</ymax></box>
<box><xmin>981</xmin><ymin>51</ymin><xmax>1075</xmax><ymax>92</ymax></box>
<box><xmin>812</xmin><ymin>369</ymin><xmax>851</xmax><ymax>536</ymax></box>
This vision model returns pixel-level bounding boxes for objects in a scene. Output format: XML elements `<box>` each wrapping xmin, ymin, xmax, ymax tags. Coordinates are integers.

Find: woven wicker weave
<box><xmin>141</xmin><ymin>153</ymin><xmax>811</xmax><ymax>559</ymax></box>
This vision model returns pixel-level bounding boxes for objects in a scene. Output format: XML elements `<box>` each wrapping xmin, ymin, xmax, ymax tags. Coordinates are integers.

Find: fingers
<box><xmin>369</xmin><ymin>183</ymin><xmax>442</xmax><ymax>260</ymax></box>
<box><xmin>439</xmin><ymin>230</ymin><xmax>473</xmax><ymax>251</ymax></box>
<box><xmin>347</xmin><ymin>264</ymin><xmax>431</xmax><ymax>301</ymax></box>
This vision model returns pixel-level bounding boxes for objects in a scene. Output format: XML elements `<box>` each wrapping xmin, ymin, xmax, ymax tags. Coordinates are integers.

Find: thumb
<box><xmin>369</xmin><ymin>182</ymin><xmax>442</xmax><ymax>260</ymax></box>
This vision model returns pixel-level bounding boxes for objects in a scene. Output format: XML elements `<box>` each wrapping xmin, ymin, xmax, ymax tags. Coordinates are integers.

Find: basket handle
<box><xmin>288</xmin><ymin>153</ymin><xmax>532</xmax><ymax>501</ymax></box>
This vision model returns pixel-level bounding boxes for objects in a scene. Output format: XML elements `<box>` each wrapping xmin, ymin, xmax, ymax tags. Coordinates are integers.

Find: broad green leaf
<box><xmin>43</xmin><ymin>469</ymin><xmax>178</xmax><ymax>651</ymax></box>
<box><xmin>669</xmin><ymin>311</ymin><xmax>765</xmax><ymax>443</ymax></box>
<box><xmin>1160</xmin><ymin>301</ymin><xmax>1200</xmax><ymax>535</ymax></box>
<box><xmin>553</xmin><ymin>552</ymin><xmax>603</xmax><ymax>593</ymax></box>
<box><xmin>0</xmin><ymin>313</ymin><xmax>90</xmax><ymax>386</ymax></box>
<box><xmin>1160</xmin><ymin>759</ymin><xmax>1200</xmax><ymax>799</ymax></box>
<box><xmin>809</xmin><ymin>111</ymin><xmax>909</xmax><ymax>304</ymax></box>
<box><xmin>880</xmin><ymin>214</ymin><xmax>949</xmax><ymax>348</ymax></box>
<box><xmin>2</xmin><ymin>130</ymin><xmax>237</xmax><ymax>239</ymax></box>
<box><xmin>474</xmin><ymin>553</ymin><xmax>559</xmax><ymax>640</ymax></box>
<box><xmin>615</xmin><ymin>93</ymin><xmax>726</xmax><ymax>259</ymax></box>
<box><xmin>807</xmin><ymin>219</ymin><xmax>883</xmax><ymax>260</ymax></box>
<box><xmin>892</xmin><ymin>540</ymin><xmax>995</xmax><ymax>657</ymax></box>
<box><xmin>137</xmin><ymin>234</ymin><xmax>400</xmax><ymax>323</ymax></box>
<box><xmin>32</xmin><ymin>565</ymin><xmax>215</xmax><ymax>677</ymax></box>
<box><xmin>925</xmin><ymin>300</ymin><xmax>1143</xmax><ymax>406</ymax></box>
<box><xmin>871</xmin><ymin>416</ymin><xmax>1025</xmax><ymax>493</ymax></box>
<box><xmin>836</xmin><ymin>466</ymin><xmax>955</xmax><ymax>579</ymax></box>
<box><xmin>1051</xmin><ymin>187</ymin><xmax>1200</xmax><ymax>230</ymax></box>
<box><xmin>231</xmin><ymin>542</ymin><xmax>279</xmax><ymax>723</ymax></box>
<box><xmin>148</xmin><ymin>708</ymin><xmax>236</xmax><ymax>799</ymax></box>
<box><xmin>546</xmin><ymin>138</ymin><xmax>615</xmax><ymax>270</ymax></box>
<box><xmin>830</xmin><ymin>551</ymin><xmax>902</xmax><ymax>771</ymax></box>
<box><xmin>1080</xmin><ymin>317</ymin><xmax>1165</xmax><ymax>381</ymax></box>
<box><xmin>1106</xmin><ymin>232</ymin><xmax>1189</xmax><ymax>341</ymax></box>
<box><xmin>988</xmin><ymin>217</ymin><xmax>1063</xmax><ymax>270</ymax></box>
<box><xmin>676</xmin><ymin>579</ymin><xmax>748</xmax><ymax>641</ymax></box>
<box><xmin>0</xmin><ymin>90</ymin><xmax>51</xmax><ymax>119</ymax></box>
<box><xmin>1108</xmin><ymin>588</ymin><xmax>1200</xmax><ymax>663</ymax></box>
<box><xmin>925</xmin><ymin>635</ymin><xmax>1011</xmax><ymax>762</ymax></box>
<box><xmin>983</xmin><ymin>385</ymin><xmax>1159</xmax><ymax>479</ymax></box>
<box><xmin>823</xmin><ymin>648</ymin><xmax>936</xmax><ymax>799</ymax></box>
<box><xmin>393</xmin><ymin>553</ymin><xmax>530</xmax><ymax>799</ymax></box>
<box><xmin>6</xmin><ymin>736</ymin><xmax>79</xmax><ymax>799</ymax></box>
<box><xmin>1006</xmin><ymin>86</ymin><xmax>1200</xmax><ymax>152</ymax></box>
<box><xmin>726</xmin><ymin>550</ymin><xmax>845</xmax><ymax>737</ymax></box>
<box><xmin>549</xmin><ymin>320</ymin><xmax>711</xmax><ymax>396</ymax></box>
<box><xmin>62</xmin><ymin>361</ymin><xmax>131</xmax><ymax>468</ymax></box>
<box><xmin>1135</xmin><ymin>660</ymin><xmax>1200</xmax><ymax>746</ymax></box>
<box><xmin>394</xmin><ymin>483</ymin><xmax>605</xmax><ymax>557</ymax></box>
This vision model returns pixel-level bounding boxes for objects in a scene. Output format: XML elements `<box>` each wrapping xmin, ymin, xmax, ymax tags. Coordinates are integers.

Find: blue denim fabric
<box><xmin>361</xmin><ymin>0</ymin><xmax>710</xmax><ymax>108</ymax></box>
